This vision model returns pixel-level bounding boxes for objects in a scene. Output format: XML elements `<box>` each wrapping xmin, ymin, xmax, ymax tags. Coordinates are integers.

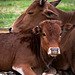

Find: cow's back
<box><xmin>0</xmin><ymin>33</ymin><xmax>29</xmax><ymax>70</ymax></box>
<box><xmin>0</xmin><ymin>33</ymin><xmax>37</xmax><ymax>71</ymax></box>
<box><xmin>0</xmin><ymin>33</ymin><xmax>19</xmax><ymax>70</ymax></box>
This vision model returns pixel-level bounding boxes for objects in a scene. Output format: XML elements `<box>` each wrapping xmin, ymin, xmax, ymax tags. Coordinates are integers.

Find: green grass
<box><xmin>57</xmin><ymin>0</ymin><xmax>75</xmax><ymax>11</ymax></box>
<box><xmin>0</xmin><ymin>0</ymin><xmax>75</xmax><ymax>28</ymax></box>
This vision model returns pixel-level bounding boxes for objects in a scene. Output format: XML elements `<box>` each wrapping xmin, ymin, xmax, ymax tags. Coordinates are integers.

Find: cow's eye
<box><xmin>47</xmin><ymin>12</ymin><xmax>53</xmax><ymax>16</ymax></box>
<box><xmin>28</xmin><ymin>12</ymin><xmax>34</xmax><ymax>14</ymax></box>
<box><xmin>42</xmin><ymin>33</ymin><xmax>46</xmax><ymax>36</ymax></box>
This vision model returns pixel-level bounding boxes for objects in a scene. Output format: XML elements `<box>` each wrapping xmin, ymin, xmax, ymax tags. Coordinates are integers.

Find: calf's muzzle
<box><xmin>48</xmin><ymin>47</ymin><xmax>60</xmax><ymax>57</ymax></box>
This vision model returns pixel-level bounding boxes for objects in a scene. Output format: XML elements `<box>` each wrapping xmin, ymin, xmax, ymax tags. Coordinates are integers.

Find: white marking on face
<box><xmin>58</xmin><ymin>48</ymin><xmax>61</xmax><ymax>54</ymax></box>
<box><xmin>48</xmin><ymin>48</ymin><xmax>52</xmax><ymax>55</ymax></box>
<box><xmin>12</xmin><ymin>66</ymin><xmax>24</xmax><ymax>75</ymax></box>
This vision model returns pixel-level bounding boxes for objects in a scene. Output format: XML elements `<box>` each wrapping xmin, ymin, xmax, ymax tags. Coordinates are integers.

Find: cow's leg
<box><xmin>12</xmin><ymin>64</ymin><xmax>36</xmax><ymax>75</ymax></box>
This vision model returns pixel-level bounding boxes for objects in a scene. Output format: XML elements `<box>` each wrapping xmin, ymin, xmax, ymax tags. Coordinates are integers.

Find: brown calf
<box><xmin>0</xmin><ymin>20</ymin><xmax>61</xmax><ymax>75</ymax></box>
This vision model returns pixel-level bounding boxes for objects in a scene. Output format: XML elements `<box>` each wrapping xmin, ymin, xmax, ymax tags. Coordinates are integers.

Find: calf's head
<box><xmin>10</xmin><ymin>0</ymin><xmax>61</xmax><ymax>33</ymax></box>
<box><xmin>32</xmin><ymin>20</ymin><xmax>62</xmax><ymax>57</ymax></box>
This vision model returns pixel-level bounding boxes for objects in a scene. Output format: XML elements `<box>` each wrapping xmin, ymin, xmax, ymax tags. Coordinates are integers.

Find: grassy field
<box><xmin>0</xmin><ymin>0</ymin><xmax>75</xmax><ymax>28</ymax></box>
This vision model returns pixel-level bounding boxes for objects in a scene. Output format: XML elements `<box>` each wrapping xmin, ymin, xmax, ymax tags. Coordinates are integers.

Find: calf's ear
<box><xmin>39</xmin><ymin>0</ymin><xmax>47</xmax><ymax>6</ymax></box>
<box><xmin>42</xmin><ymin>9</ymin><xmax>58</xmax><ymax>19</ymax></box>
<box><xmin>32</xmin><ymin>26</ymin><xmax>41</xmax><ymax>34</ymax></box>
<box><xmin>50</xmin><ymin>0</ymin><xmax>61</xmax><ymax>7</ymax></box>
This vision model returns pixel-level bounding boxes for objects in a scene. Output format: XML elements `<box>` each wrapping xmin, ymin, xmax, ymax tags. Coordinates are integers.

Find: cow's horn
<box><xmin>40</xmin><ymin>0</ymin><xmax>47</xmax><ymax>6</ymax></box>
<box><xmin>50</xmin><ymin>0</ymin><xmax>61</xmax><ymax>6</ymax></box>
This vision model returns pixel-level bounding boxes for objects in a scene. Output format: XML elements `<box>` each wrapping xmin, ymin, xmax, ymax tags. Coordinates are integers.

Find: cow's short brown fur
<box><xmin>0</xmin><ymin>20</ymin><xmax>61</xmax><ymax>75</ymax></box>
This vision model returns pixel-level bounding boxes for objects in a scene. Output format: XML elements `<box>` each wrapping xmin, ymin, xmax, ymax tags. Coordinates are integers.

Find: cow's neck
<box><xmin>60</xmin><ymin>27</ymin><xmax>74</xmax><ymax>45</ymax></box>
<box><xmin>60</xmin><ymin>31</ymin><xmax>70</xmax><ymax>46</ymax></box>
<box><xmin>39</xmin><ymin>47</ymin><xmax>54</xmax><ymax>72</ymax></box>
<box><xmin>56</xmin><ymin>8</ymin><xmax>75</xmax><ymax>24</ymax></box>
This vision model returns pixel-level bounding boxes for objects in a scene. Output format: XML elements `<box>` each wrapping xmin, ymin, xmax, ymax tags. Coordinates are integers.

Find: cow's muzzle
<box><xmin>9</xmin><ymin>27</ymin><xmax>12</xmax><ymax>32</ymax></box>
<box><xmin>48</xmin><ymin>47</ymin><xmax>60</xmax><ymax>57</ymax></box>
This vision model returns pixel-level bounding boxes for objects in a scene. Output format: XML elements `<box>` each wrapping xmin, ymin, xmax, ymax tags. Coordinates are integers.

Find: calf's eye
<box><xmin>42</xmin><ymin>33</ymin><xmax>46</xmax><ymax>36</ymax></box>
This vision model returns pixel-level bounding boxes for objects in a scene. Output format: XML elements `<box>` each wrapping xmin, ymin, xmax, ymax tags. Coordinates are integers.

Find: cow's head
<box><xmin>32</xmin><ymin>20</ymin><xmax>62</xmax><ymax>57</ymax></box>
<box><xmin>9</xmin><ymin>0</ymin><xmax>61</xmax><ymax>33</ymax></box>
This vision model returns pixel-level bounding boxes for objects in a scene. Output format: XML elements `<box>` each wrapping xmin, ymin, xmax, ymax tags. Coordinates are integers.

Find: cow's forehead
<box><xmin>40</xmin><ymin>20</ymin><xmax>60</xmax><ymax>27</ymax></box>
<box><xmin>26</xmin><ymin>1</ymin><xmax>50</xmax><ymax>11</ymax></box>
<box><xmin>40</xmin><ymin>20</ymin><xmax>61</xmax><ymax>32</ymax></box>
<box><xmin>26</xmin><ymin>1</ymin><xmax>40</xmax><ymax>11</ymax></box>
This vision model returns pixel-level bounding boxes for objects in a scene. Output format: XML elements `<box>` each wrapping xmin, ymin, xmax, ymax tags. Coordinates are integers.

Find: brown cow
<box><xmin>0</xmin><ymin>20</ymin><xmax>61</xmax><ymax>75</ymax></box>
<box><xmin>9</xmin><ymin>0</ymin><xmax>75</xmax><ymax>33</ymax></box>
<box><xmin>50</xmin><ymin>23</ymin><xmax>75</xmax><ymax>74</ymax></box>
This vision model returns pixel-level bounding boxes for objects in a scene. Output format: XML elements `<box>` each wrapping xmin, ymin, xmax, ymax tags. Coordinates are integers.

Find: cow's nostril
<box><xmin>48</xmin><ymin>47</ymin><xmax>60</xmax><ymax>56</ymax></box>
<box><xmin>9</xmin><ymin>27</ymin><xmax>12</xmax><ymax>32</ymax></box>
<box><xmin>51</xmin><ymin>48</ymin><xmax>58</xmax><ymax>51</ymax></box>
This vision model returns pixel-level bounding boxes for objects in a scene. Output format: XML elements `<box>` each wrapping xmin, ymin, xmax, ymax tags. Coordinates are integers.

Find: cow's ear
<box><xmin>50</xmin><ymin>0</ymin><xmax>61</xmax><ymax>7</ymax></box>
<box><xmin>63</xmin><ymin>23</ymin><xmax>73</xmax><ymax>30</ymax></box>
<box><xmin>42</xmin><ymin>9</ymin><xmax>58</xmax><ymax>19</ymax></box>
<box><xmin>39</xmin><ymin>0</ymin><xmax>47</xmax><ymax>6</ymax></box>
<box><xmin>32</xmin><ymin>26</ymin><xmax>41</xmax><ymax>34</ymax></box>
